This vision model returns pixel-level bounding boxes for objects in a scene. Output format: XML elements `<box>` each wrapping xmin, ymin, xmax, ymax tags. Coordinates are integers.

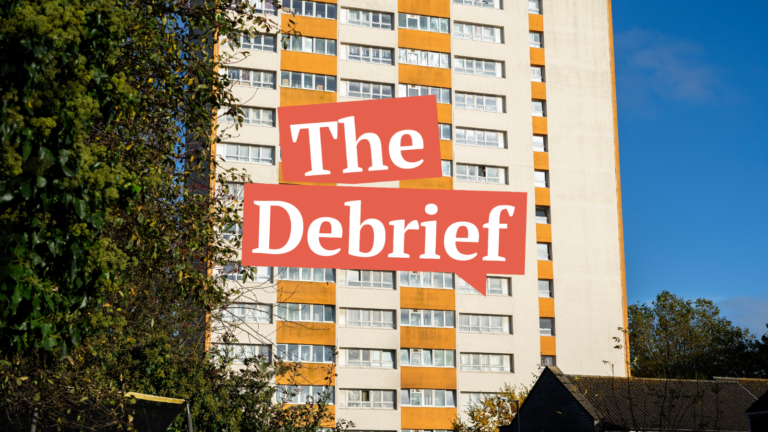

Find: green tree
<box><xmin>452</xmin><ymin>383</ymin><xmax>528</xmax><ymax>432</ymax></box>
<box><xmin>627</xmin><ymin>291</ymin><xmax>761</xmax><ymax>379</ymax></box>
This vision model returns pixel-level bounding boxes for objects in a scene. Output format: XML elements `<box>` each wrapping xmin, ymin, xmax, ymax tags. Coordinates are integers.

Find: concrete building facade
<box><xmin>215</xmin><ymin>0</ymin><xmax>628</xmax><ymax>430</ymax></box>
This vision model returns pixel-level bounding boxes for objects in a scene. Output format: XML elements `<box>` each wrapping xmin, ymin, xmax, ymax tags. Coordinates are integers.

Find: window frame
<box><xmin>280</xmin><ymin>71</ymin><xmax>337</xmax><ymax>92</ymax></box>
<box><xmin>216</xmin><ymin>343</ymin><xmax>271</xmax><ymax>363</ymax></box>
<box><xmin>455</xmin><ymin>163</ymin><xmax>507</xmax><ymax>184</ymax></box>
<box><xmin>345</xmin><ymin>348</ymin><xmax>396</xmax><ymax>369</ymax></box>
<box><xmin>344</xmin><ymin>80</ymin><xmax>395</xmax><ymax>100</ymax></box>
<box><xmin>401</xmin><ymin>348</ymin><xmax>456</xmax><ymax>368</ymax></box>
<box><xmin>344</xmin><ymin>44</ymin><xmax>394</xmax><ymax>65</ymax></box>
<box><xmin>277</xmin><ymin>303</ymin><xmax>335</xmax><ymax>323</ymax></box>
<box><xmin>533</xmin><ymin>135</ymin><xmax>547</xmax><ymax>152</ymax></box>
<box><xmin>343</xmin><ymin>8</ymin><xmax>394</xmax><ymax>29</ymax></box>
<box><xmin>399</xmin><ymin>271</ymin><xmax>454</xmax><ymax>289</ymax></box>
<box><xmin>345</xmin><ymin>308</ymin><xmax>396</xmax><ymax>329</ymax></box>
<box><xmin>397</xmin><ymin>13</ymin><xmax>450</xmax><ymax>34</ymax></box>
<box><xmin>458</xmin><ymin>313</ymin><xmax>509</xmax><ymax>334</ymax></box>
<box><xmin>346</xmin><ymin>269</ymin><xmax>395</xmax><ymax>289</ymax></box>
<box><xmin>218</xmin><ymin>143</ymin><xmax>275</xmax><ymax>165</ymax></box>
<box><xmin>276</xmin><ymin>343</ymin><xmax>335</xmax><ymax>363</ymax></box>
<box><xmin>277</xmin><ymin>267</ymin><xmax>335</xmax><ymax>282</ymax></box>
<box><xmin>453</xmin><ymin>22</ymin><xmax>503</xmax><ymax>43</ymax></box>
<box><xmin>344</xmin><ymin>389</ymin><xmax>396</xmax><ymax>409</ymax></box>
<box><xmin>455</xmin><ymin>127</ymin><xmax>505</xmax><ymax>148</ymax></box>
<box><xmin>398</xmin><ymin>48</ymin><xmax>451</xmax><ymax>69</ymax></box>
<box><xmin>540</xmin><ymin>318</ymin><xmax>554</xmax><ymax>336</ymax></box>
<box><xmin>401</xmin><ymin>309</ymin><xmax>456</xmax><ymax>328</ymax></box>
<box><xmin>538</xmin><ymin>279</ymin><xmax>553</xmax><ymax>298</ymax></box>
<box><xmin>284</xmin><ymin>35</ymin><xmax>337</xmax><ymax>56</ymax></box>
<box><xmin>223</xmin><ymin>303</ymin><xmax>273</xmax><ymax>323</ymax></box>
<box><xmin>455</xmin><ymin>92</ymin><xmax>504</xmax><ymax>112</ymax></box>
<box><xmin>401</xmin><ymin>389</ymin><xmax>457</xmax><ymax>407</ymax></box>
<box><xmin>238</xmin><ymin>33</ymin><xmax>277</xmax><ymax>51</ymax></box>
<box><xmin>454</xmin><ymin>57</ymin><xmax>504</xmax><ymax>77</ymax></box>
<box><xmin>535</xmin><ymin>206</ymin><xmax>550</xmax><ymax>224</ymax></box>
<box><xmin>283</xmin><ymin>0</ymin><xmax>337</xmax><ymax>19</ymax></box>
<box><xmin>537</xmin><ymin>242</ymin><xmax>551</xmax><ymax>261</ymax></box>
<box><xmin>397</xmin><ymin>84</ymin><xmax>451</xmax><ymax>104</ymax></box>
<box><xmin>459</xmin><ymin>353</ymin><xmax>509</xmax><ymax>372</ymax></box>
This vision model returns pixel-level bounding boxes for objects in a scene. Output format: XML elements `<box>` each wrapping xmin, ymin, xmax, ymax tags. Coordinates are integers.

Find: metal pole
<box><xmin>516</xmin><ymin>400</ymin><xmax>521</xmax><ymax>432</ymax></box>
<box><xmin>186</xmin><ymin>401</ymin><xmax>194</xmax><ymax>432</ymax></box>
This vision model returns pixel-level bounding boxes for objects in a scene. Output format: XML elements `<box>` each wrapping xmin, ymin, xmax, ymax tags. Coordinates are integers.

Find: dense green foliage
<box><xmin>628</xmin><ymin>291</ymin><xmax>767</xmax><ymax>379</ymax></box>
<box><xmin>452</xmin><ymin>384</ymin><xmax>528</xmax><ymax>432</ymax></box>
<box><xmin>0</xmin><ymin>0</ymin><xmax>345</xmax><ymax>429</ymax></box>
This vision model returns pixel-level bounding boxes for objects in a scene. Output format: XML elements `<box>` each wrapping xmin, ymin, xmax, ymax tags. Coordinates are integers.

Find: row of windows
<box><xmin>221</xmin><ymin>265</ymin><xmax>554</xmax><ymax>297</ymax></box>
<box><xmin>216</xmin><ymin>134</ymin><xmax>547</xmax><ymax>171</ymax></box>
<box><xmin>257</xmin><ymin>0</ymin><xmax>539</xmax><ymax>16</ymax></box>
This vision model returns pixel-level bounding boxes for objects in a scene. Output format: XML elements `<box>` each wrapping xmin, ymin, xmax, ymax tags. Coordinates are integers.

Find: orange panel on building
<box><xmin>533</xmin><ymin>152</ymin><xmax>549</xmax><ymax>170</ymax></box>
<box><xmin>280</xmin><ymin>87</ymin><xmax>336</xmax><ymax>107</ymax></box>
<box><xmin>535</xmin><ymin>187</ymin><xmax>550</xmax><ymax>206</ymax></box>
<box><xmin>400</xmin><ymin>177</ymin><xmax>453</xmax><ymax>190</ymax></box>
<box><xmin>437</xmin><ymin>104</ymin><xmax>452</xmax><ymax>124</ymax></box>
<box><xmin>277</xmin><ymin>280</ymin><xmax>336</xmax><ymax>304</ymax></box>
<box><xmin>540</xmin><ymin>336</ymin><xmax>556</xmax><ymax>355</ymax></box>
<box><xmin>532</xmin><ymin>116</ymin><xmax>548</xmax><ymax>134</ymax></box>
<box><xmin>539</xmin><ymin>298</ymin><xmax>555</xmax><ymax>318</ymax></box>
<box><xmin>537</xmin><ymin>260</ymin><xmax>554</xmax><ymax>280</ymax></box>
<box><xmin>276</xmin><ymin>363</ymin><xmax>336</xmax><ymax>385</ymax></box>
<box><xmin>536</xmin><ymin>224</ymin><xmax>552</xmax><ymax>243</ymax></box>
<box><xmin>398</xmin><ymin>29</ymin><xmax>451</xmax><ymax>53</ymax></box>
<box><xmin>401</xmin><ymin>327</ymin><xmax>456</xmax><ymax>349</ymax></box>
<box><xmin>440</xmin><ymin>140</ymin><xmax>453</xmax><ymax>159</ymax></box>
<box><xmin>530</xmin><ymin>47</ymin><xmax>546</xmax><ymax>65</ymax></box>
<box><xmin>399</xmin><ymin>64</ymin><xmax>452</xmax><ymax>88</ymax></box>
<box><xmin>281</xmin><ymin>51</ymin><xmax>337</xmax><ymax>76</ymax></box>
<box><xmin>276</xmin><ymin>321</ymin><xmax>335</xmax><ymax>346</ymax></box>
<box><xmin>402</xmin><ymin>407</ymin><xmax>457</xmax><ymax>429</ymax></box>
<box><xmin>398</xmin><ymin>0</ymin><xmax>451</xmax><ymax>18</ymax></box>
<box><xmin>281</xmin><ymin>14</ymin><xmax>337</xmax><ymax>39</ymax></box>
<box><xmin>531</xmin><ymin>81</ymin><xmax>547</xmax><ymax>100</ymax></box>
<box><xmin>401</xmin><ymin>287</ymin><xmax>456</xmax><ymax>310</ymax></box>
<box><xmin>401</xmin><ymin>366</ymin><xmax>457</xmax><ymax>389</ymax></box>
<box><xmin>528</xmin><ymin>13</ymin><xmax>544</xmax><ymax>32</ymax></box>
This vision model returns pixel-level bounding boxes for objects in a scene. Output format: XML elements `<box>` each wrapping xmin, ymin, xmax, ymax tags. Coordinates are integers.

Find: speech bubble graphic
<box><xmin>241</xmin><ymin>184</ymin><xmax>527</xmax><ymax>295</ymax></box>
<box><xmin>278</xmin><ymin>96</ymin><xmax>442</xmax><ymax>184</ymax></box>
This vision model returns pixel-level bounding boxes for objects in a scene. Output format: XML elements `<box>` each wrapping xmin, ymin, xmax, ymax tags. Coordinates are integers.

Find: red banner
<box><xmin>241</xmin><ymin>184</ymin><xmax>527</xmax><ymax>295</ymax></box>
<box><xmin>278</xmin><ymin>96</ymin><xmax>442</xmax><ymax>184</ymax></box>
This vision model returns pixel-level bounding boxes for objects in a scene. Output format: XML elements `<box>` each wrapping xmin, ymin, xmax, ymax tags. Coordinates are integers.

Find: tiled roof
<box><xmin>745</xmin><ymin>390</ymin><xmax>768</xmax><ymax>415</ymax></box>
<box><xmin>547</xmin><ymin>366</ymin><xmax>768</xmax><ymax>431</ymax></box>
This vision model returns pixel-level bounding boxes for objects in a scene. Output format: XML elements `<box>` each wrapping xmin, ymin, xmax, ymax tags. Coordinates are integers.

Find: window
<box><xmin>222</xmin><ymin>107</ymin><xmax>275</xmax><ymax>126</ymax></box>
<box><xmin>455</xmin><ymin>128</ymin><xmax>504</xmax><ymax>148</ymax></box>
<box><xmin>401</xmin><ymin>389</ymin><xmax>456</xmax><ymax>407</ymax></box>
<box><xmin>456</xmin><ymin>164</ymin><xmax>506</xmax><ymax>184</ymax></box>
<box><xmin>284</xmin><ymin>36</ymin><xmax>337</xmax><ymax>55</ymax></box>
<box><xmin>398</xmin><ymin>49</ymin><xmax>450</xmax><ymax>69</ymax></box>
<box><xmin>344</xmin><ymin>81</ymin><xmax>394</xmax><ymax>99</ymax></box>
<box><xmin>398</xmin><ymin>13</ymin><xmax>449</xmax><ymax>34</ymax></box>
<box><xmin>224</xmin><ymin>182</ymin><xmax>244</xmax><ymax>201</ymax></box>
<box><xmin>223</xmin><ymin>303</ymin><xmax>272</xmax><ymax>323</ymax></box>
<box><xmin>221</xmin><ymin>262</ymin><xmax>273</xmax><ymax>282</ymax></box>
<box><xmin>534</xmin><ymin>170</ymin><xmax>548</xmax><ymax>188</ymax></box>
<box><xmin>344</xmin><ymin>309</ymin><xmax>395</xmax><ymax>328</ymax></box>
<box><xmin>251</xmin><ymin>0</ymin><xmax>277</xmax><ymax>15</ymax></box>
<box><xmin>532</xmin><ymin>100</ymin><xmax>545</xmax><ymax>117</ymax></box>
<box><xmin>540</xmin><ymin>318</ymin><xmax>554</xmax><ymax>336</ymax></box>
<box><xmin>455</xmin><ymin>92</ymin><xmax>503</xmax><ymax>112</ymax></box>
<box><xmin>239</xmin><ymin>33</ymin><xmax>276</xmax><ymax>51</ymax></box>
<box><xmin>344</xmin><ymin>45</ymin><xmax>393</xmax><ymax>64</ymax></box>
<box><xmin>342</xmin><ymin>8</ymin><xmax>393</xmax><ymax>29</ymax></box>
<box><xmin>277</xmin><ymin>267</ymin><xmax>335</xmax><ymax>282</ymax></box>
<box><xmin>439</xmin><ymin>124</ymin><xmax>452</xmax><ymax>140</ymax></box>
<box><xmin>453</xmin><ymin>23</ymin><xmax>502</xmax><ymax>43</ymax></box>
<box><xmin>398</xmin><ymin>84</ymin><xmax>451</xmax><ymax>104</ymax></box>
<box><xmin>283</xmin><ymin>0</ymin><xmax>337</xmax><ymax>19</ymax></box>
<box><xmin>401</xmin><ymin>349</ymin><xmax>455</xmax><ymax>367</ymax></box>
<box><xmin>218</xmin><ymin>144</ymin><xmax>275</xmax><ymax>164</ymax></box>
<box><xmin>533</xmin><ymin>135</ymin><xmax>547</xmax><ymax>152</ymax></box>
<box><xmin>401</xmin><ymin>309</ymin><xmax>455</xmax><ymax>328</ymax></box>
<box><xmin>216</xmin><ymin>344</ymin><xmax>271</xmax><ymax>363</ymax></box>
<box><xmin>531</xmin><ymin>66</ymin><xmax>544</xmax><ymax>82</ymax></box>
<box><xmin>529</xmin><ymin>0</ymin><xmax>541</xmax><ymax>14</ymax></box>
<box><xmin>535</xmin><ymin>206</ymin><xmax>550</xmax><ymax>224</ymax></box>
<box><xmin>530</xmin><ymin>32</ymin><xmax>543</xmax><ymax>48</ymax></box>
<box><xmin>277</xmin><ymin>303</ymin><xmax>334</xmax><ymax>322</ymax></box>
<box><xmin>538</xmin><ymin>280</ymin><xmax>553</xmax><ymax>298</ymax></box>
<box><xmin>400</xmin><ymin>271</ymin><xmax>454</xmax><ymax>289</ymax></box>
<box><xmin>537</xmin><ymin>243</ymin><xmax>551</xmax><ymax>261</ymax></box>
<box><xmin>346</xmin><ymin>270</ymin><xmax>395</xmax><ymax>288</ymax></box>
<box><xmin>344</xmin><ymin>390</ymin><xmax>395</xmax><ymax>408</ymax></box>
<box><xmin>458</xmin><ymin>314</ymin><xmax>509</xmax><ymax>333</ymax></box>
<box><xmin>442</xmin><ymin>160</ymin><xmax>453</xmax><ymax>177</ymax></box>
<box><xmin>276</xmin><ymin>344</ymin><xmax>334</xmax><ymax>363</ymax></box>
<box><xmin>462</xmin><ymin>392</ymin><xmax>496</xmax><ymax>408</ymax></box>
<box><xmin>226</xmin><ymin>68</ymin><xmax>276</xmax><ymax>88</ymax></box>
<box><xmin>280</xmin><ymin>71</ymin><xmax>336</xmax><ymax>92</ymax></box>
<box><xmin>453</xmin><ymin>0</ymin><xmax>502</xmax><ymax>9</ymax></box>
<box><xmin>277</xmin><ymin>385</ymin><xmax>335</xmax><ymax>404</ymax></box>
<box><xmin>457</xmin><ymin>276</ymin><xmax>510</xmax><ymax>296</ymax></box>
<box><xmin>455</xmin><ymin>58</ymin><xmax>503</xmax><ymax>77</ymax></box>
<box><xmin>345</xmin><ymin>349</ymin><xmax>395</xmax><ymax>368</ymax></box>
<box><xmin>541</xmin><ymin>355</ymin><xmax>556</xmax><ymax>366</ymax></box>
<box><xmin>222</xmin><ymin>222</ymin><xmax>242</xmax><ymax>241</ymax></box>
<box><xmin>459</xmin><ymin>353</ymin><xmax>510</xmax><ymax>372</ymax></box>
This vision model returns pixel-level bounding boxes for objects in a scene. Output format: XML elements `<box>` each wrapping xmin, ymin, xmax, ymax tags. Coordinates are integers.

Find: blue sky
<box><xmin>612</xmin><ymin>0</ymin><xmax>768</xmax><ymax>335</ymax></box>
